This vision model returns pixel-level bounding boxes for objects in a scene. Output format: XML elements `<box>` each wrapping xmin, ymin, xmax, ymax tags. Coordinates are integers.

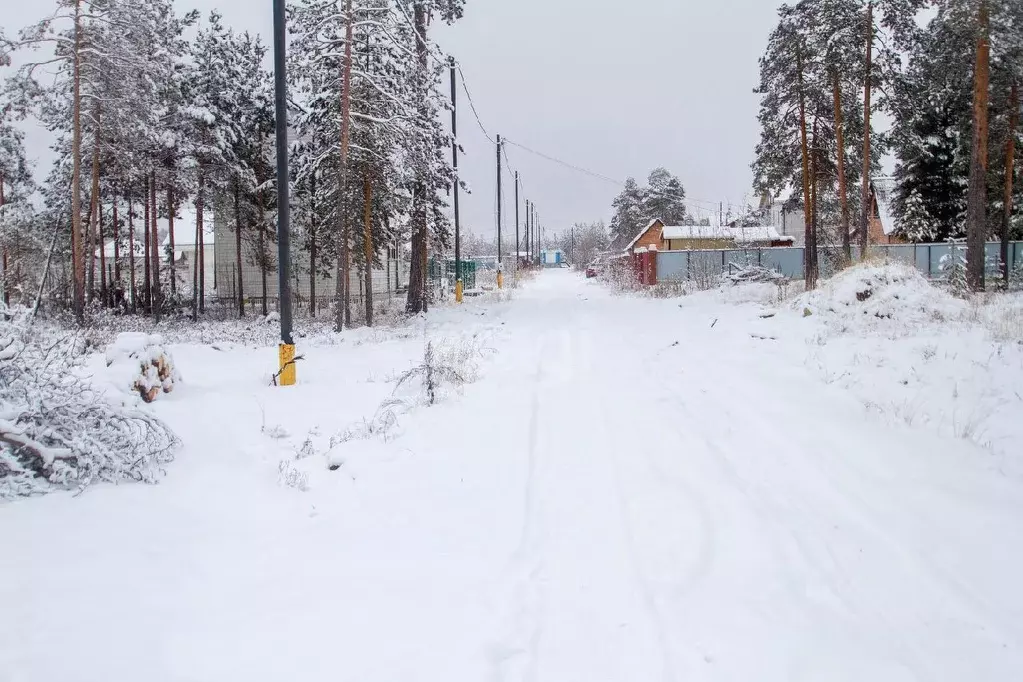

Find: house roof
<box><xmin>871</xmin><ymin>176</ymin><xmax>897</xmax><ymax>236</ymax></box>
<box><xmin>624</xmin><ymin>219</ymin><xmax>663</xmax><ymax>252</ymax></box>
<box><xmin>728</xmin><ymin>224</ymin><xmax>794</xmax><ymax>244</ymax></box>
<box><xmin>662</xmin><ymin>224</ymin><xmax>730</xmax><ymax>240</ymax></box>
<box><xmin>160</xmin><ymin>207</ymin><xmax>216</xmax><ymax>248</ymax></box>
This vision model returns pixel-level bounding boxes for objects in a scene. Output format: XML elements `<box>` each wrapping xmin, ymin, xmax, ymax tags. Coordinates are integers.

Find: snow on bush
<box><xmin>394</xmin><ymin>334</ymin><xmax>489</xmax><ymax>406</ymax></box>
<box><xmin>797</xmin><ymin>260</ymin><xmax>966</xmax><ymax>333</ymax></box>
<box><xmin>105</xmin><ymin>333</ymin><xmax>181</xmax><ymax>403</ymax></box>
<box><xmin>0</xmin><ymin>320</ymin><xmax>178</xmax><ymax>499</ymax></box>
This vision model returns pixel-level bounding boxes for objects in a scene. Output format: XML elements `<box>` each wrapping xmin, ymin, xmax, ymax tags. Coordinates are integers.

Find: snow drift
<box><xmin>0</xmin><ymin>318</ymin><xmax>178</xmax><ymax>499</ymax></box>
<box><xmin>797</xmin><ymin>260</ymin><xmax>965</xmax><ymax>333</ymax></box>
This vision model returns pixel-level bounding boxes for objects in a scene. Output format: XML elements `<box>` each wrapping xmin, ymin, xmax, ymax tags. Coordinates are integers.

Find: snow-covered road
<box><xmin>3</xmin><ymin>269</ymin><xmax>1022</xmax><ymax>681</ymax></box>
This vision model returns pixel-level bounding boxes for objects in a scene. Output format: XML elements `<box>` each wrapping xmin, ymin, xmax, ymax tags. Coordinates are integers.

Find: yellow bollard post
<box><xmin>278</xmin><ymin>343</ymin><xmax>297</xmax><ymax>386</ymax></box>
<box><xmin>497</xmin><ymin>270</ymin><xmax>504</xmax><ymax>290</ymax></box>
<box><xmin>455</xmin><ymin>278</ymin><xmax>463</xmax><ymax>303</ymax></box>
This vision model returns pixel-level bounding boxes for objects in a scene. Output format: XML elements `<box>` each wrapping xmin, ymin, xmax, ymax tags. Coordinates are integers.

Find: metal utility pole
<box><xmin>514</xmin><ymin>172</ymin><xmax>520</xmax><ymax>272</ymax></box>
<box><xmin>272</xmin><ymin>0</ymin><xmax>295</xmax><ymax>385</ymax></box>
<box><xmin>496</xmin><ymin>134</ymin><xmax>503</xmax><ymax>287</ymax></box>
<box><xmin>450</xmin><ymin>58</ymin><xmax>462</xmax><ymax>302</ymax></box>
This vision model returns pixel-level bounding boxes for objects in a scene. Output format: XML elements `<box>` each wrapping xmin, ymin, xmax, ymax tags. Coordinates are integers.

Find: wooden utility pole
<box><xmin>966</xmin><ymin>0</ymin><xmax>991</xmax><ymax>291</ymax></box>
<box><xmin>70</xmin><ymin>0</ymin><xmax>85</xmax><ymax>322</ymax></box>
<box><xmin>833</xmin><ymin>68</ymin><xmax>852</xmax><ymax>265</ymax></box>
<box><xmin>496</xmin><ymin>134</ymin><xmax>503</xmax><ymax>267</ymax></box>
<box><xmin>336</xmin><ymin>0</ymin><xmax>354</xmax><ymax>330</ymax></box>
<box><xmin>1003</xmin><ymin>79</ymin><xmax>1018</xmax><ymax>286</ymax></box>
<box><xmin>450</xmin><ymin>58</ymin><xmax>462</xmax><ymax>292</ymax></box>
<box><xmin>514</xmin><ymin>172</ymin><xmax>520</xmax><ymax>270</ymax></box>
<box><xmin>797</xmin><ymin>47</ymin><xmax>815</xmax><ymax>290</ymax></box>
<box><xmin>859</xmin><ymin>0</ymin><xmax>874</xmax><ymax>256</ymax></box>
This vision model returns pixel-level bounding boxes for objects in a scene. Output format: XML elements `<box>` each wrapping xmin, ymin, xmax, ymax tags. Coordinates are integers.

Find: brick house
<box><xmin>859</xmin><ymin>176</ymin><xmax>908</xmax><ymax>245</ymax></box>
<box><xmin>624</xmin><ymin>219</ymin><xmax>665</xmax><ymax>254</ymax></box>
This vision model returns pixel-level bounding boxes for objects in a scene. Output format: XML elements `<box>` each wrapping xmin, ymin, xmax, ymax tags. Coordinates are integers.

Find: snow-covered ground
<box><xmin>2</xmin><ymin>268</ymin><xmax>1023</xmax><ymax>681</ymax></box>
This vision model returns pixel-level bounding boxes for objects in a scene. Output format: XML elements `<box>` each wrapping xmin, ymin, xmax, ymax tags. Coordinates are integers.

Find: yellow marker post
<box><xmin>497</xmin><ymin>270</ymin><xmax>504</xmax><ymax>290</ymax></box>
<box><xmin>455</xmin><ymin>278</ymin><xmax>464</xmax><ymax>303</ymax></box>
<box><xmin>278</xmin><ymin>343</ymin><xmax>297</xmax><ymax>386</ymax></box>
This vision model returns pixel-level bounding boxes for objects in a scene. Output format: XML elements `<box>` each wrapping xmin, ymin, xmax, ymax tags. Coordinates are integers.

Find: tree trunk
<box><xmin>98</xmin><ymin>189</ymin><xmax>106</xmax><ymax>303</ymax></box>
<box><xmin>112</xmin><ymin>186</ymin><xmax>120</xmax><ymax>285</ymax></box>
<box><xmin>966</xmin><ymin>0</ymin><xmax>990</xmax><ymax>292</ymax></box>
<box><xmin>342</xmin><ymin>213</ymin><xmax>351</xmax><ymax>326</ymax></box>
<box><xmin>833</xmin><ymin>68</ymin><xmax>852</xmax><ymax>265</ymax></box>
<box><xmin>1002</xmin><ymin>79</ymin><xmax>1017</xmax><ymax>286</ymax></box>
<box><xmin>363</xmin><ymin>172</ymin><xmax>374</xmax><ymax>327</ymax></box>
<box><xmin>859</xmin><ymin>0</ymin><xmax>874</xmax><ymax>256</ymax></box>
<box><xmin>406</xmin><ymin>2</ymin><xmax>430</xmax><ymax>315</ymax></box>
<box><xmin>810</xmin><ymin>122</ymin><xmax>820</xmax><ymax>285</ymax></box>
<box><xmin>128</xmin><ymin>190</ymin><xmax>136</xmax><ymax>313</ymax></box>
<box><xmin>335</xmin><ymin>0</ymin><xmax>355</xmax><ymax>332</ymax></box>
<box><xmin>309</xmin><ymin>170</ymin><xmax>317</xmax><ymax>316</ymax></box>
<box><xmin>87</xmin><ymin>111</ymin><xmax>100</xmax><ymax>303</ymax></box>
<box><xmin>150</xmin><ymin>170</ymin><xmax>161</xmax><ymax>322</ymax></box>
<box><xmin>234</xmin><ymin>177</ymin><xmax>245</xmax><ymax>317</ymax></box>
<box><xmin>70</xmin><ymin>0</ymin><xmax>85</xmax><ymax>322</ymax></box>
<box><xmin>167</xmin><ymin>181</ymin><xmax>176</xmax><ymax>296</ymax></box>
<box><xmin>0</xmin><ymin>173</ymin><xmax>7</xmax><ymax>307</ymax></box>
<box><xmin>193</xmin><ymin>185</ymin><xmax>200</xmax><ymax>321</ymax></box>
<box><xmin>797</xmin><ymin>48</ymin><xmax>815</xmax><ymax>290</ymax></box>
<box><xmin>257</xmin><ymin>183</ymin><xmax>267</xmax><ymax>317</ymax></box>
<box><xmin>197</xmin><ymin>166</ymin><xmax>205</xmax><ymax>313</ymax></box>
<box><xmin>143</xmin><ymin>177</ymin><xmax>151</xmax><ymax>313</ymax></box>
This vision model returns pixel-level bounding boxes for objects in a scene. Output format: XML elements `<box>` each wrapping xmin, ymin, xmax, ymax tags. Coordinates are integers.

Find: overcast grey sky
<box><xmin>4</xmin><ymin>0</ymin><xmax>785</xmax><ymax>240</ymax></box>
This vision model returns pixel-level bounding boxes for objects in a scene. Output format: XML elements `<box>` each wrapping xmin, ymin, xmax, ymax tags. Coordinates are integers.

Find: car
<box><xmin>585</xmin><ymin>259</ymin><xmax>603</xmax><ymax>278</ymax></box>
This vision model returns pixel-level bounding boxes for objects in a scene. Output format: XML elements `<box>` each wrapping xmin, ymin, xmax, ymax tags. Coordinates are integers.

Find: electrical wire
<box><xmin>456</xmin><ymin>64</ymin><xmax>495</xmax><ymax>145</ymax></box>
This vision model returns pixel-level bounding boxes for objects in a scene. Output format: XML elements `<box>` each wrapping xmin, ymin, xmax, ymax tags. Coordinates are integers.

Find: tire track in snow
<box><xmin>489</xmin><ymin>335</ymin><xmax>548</xmax><ymax>682</ymax></box>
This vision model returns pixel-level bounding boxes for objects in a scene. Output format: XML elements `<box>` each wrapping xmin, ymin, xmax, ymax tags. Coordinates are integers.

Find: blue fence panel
<box><xmin>655</xmin><ymin>241</ymin><xmax>1023</xmax><ymax>283</ymax></box>
<box><xmin>758</xmin><ymin>247</ymin><xmax>804</xmax><ymax>278</ymax></box>
<box><xmin>656</xmin><ymin>251</ymin><xmax>690</xmax><ymax>281</ymax></box>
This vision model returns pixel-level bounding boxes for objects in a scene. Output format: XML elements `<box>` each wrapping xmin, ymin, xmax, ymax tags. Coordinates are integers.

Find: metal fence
<box><xmin>656</xmin><ymin>242</ymin><xmax>1023</xmax><ymax>283</ymax></box>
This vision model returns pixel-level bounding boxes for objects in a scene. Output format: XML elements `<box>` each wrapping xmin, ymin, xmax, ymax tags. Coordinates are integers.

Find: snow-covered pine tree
<box><xmin>891</xmin><ymin>9</ymin><xmax>973</xmax><ymax>242</ymax></box>
<box><xmin>641</xmin><ymin>168</ymin><xmax>689</xmax><ymax>226</ymax></box>
<box><xmin>402</xmin><ymin>0</ymin><xmax>464</xmax><ymax>317</ymax></box>
<box><xmin>184</xmin><ymin>12</ymin><xmax>247</xmax><ymax>317</ymax></box>
<box><xmin>754</xmin><ymin>2</ymin><xmax>822</xmax><ymax>287</ymax></box>
<box><xmin>609</xmin><ymin>177</ymin><xmax>646</xmax><ymax>249</ymax></box>
<box><xmin>0</xmin><ymin>108</ymin><xmax>37</xmax><ymax>306</ymax></box>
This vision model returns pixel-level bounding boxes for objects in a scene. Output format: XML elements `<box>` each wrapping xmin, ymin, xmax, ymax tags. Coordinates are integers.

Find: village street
<box><xmin>2</xmin><ymin>270</ymin><xmax>1022</xmax><ymax>681</ymax></box>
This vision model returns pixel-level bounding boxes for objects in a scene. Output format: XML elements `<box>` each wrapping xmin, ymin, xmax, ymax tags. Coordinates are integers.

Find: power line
<box><xmin>456</xmin><ymin>64</ymin><xmax>495</xmax><ymax>145</ymax></box>
<box><xmin>501</xmin><ymin>138</ymin><xmax>725</xmax><ymax>210</ymax></box>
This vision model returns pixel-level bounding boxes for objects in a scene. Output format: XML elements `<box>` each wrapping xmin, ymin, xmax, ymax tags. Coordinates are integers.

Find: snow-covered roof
<box><xmin>160</xmin><ymin>207</ymin><xmax>215</xmax><ymax>248</ymax></box>
<box><xmin>727</xmin><ymin>225</ymin><xmax>795</xmax><ymax>244</ymax></box>
<box><xmin>661</xmin><ymin>224</ymin><xmax>730</xmax><ymax>240</ymax></box>
<box><xmin>624</xmin><ymin>219</ymin><xmax>662</xmax><ymax>251</ymax></box>
<box><xmin>872</xmin><ymin>176</ymin><xmax>897</xmax><ymax>236</ymax></box>
<box><xmin>95</xmin><ymin>238</ymin><xmax>145</xmax><ymax>259</ymax></box>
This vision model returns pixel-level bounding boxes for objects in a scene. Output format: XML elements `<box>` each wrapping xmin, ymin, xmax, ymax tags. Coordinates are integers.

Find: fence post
<box><xmin>927</xmin><ymin>245</ymin><xmax>933</xmax><ymax>278</ymax></box>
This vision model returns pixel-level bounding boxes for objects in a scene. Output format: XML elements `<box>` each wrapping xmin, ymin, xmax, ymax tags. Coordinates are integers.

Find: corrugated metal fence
<box><xmin>656</xmin><ymin>242</ymin><xmax>1023</xmax><ymax>282</ymax></box>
